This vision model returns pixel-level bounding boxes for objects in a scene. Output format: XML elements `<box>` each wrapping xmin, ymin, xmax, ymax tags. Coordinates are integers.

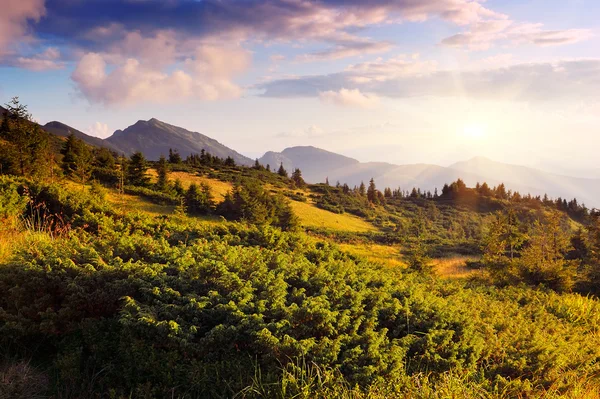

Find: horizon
<box><xmin>1</xmin><ymin>0</ymin><xmax>599</xmax><ymax>174</ymax></box>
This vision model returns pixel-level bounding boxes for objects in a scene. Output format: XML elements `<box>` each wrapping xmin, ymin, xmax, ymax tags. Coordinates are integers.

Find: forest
<box><xmin>1</xmin><ymin>98</ymin><xmax>600</xmax><ymax>398</ymax></box>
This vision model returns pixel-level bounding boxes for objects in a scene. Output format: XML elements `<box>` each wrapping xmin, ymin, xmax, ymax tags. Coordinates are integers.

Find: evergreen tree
<box><xmin>172</xmin><ymin>179</ymin><xmax>185</xmax><ymax>196</ymax></box>
<box><xmin>60</xmin><ymin>134</ymin><xmax>92</xmax><ymax>185</ymax></box>
<box><xmin>127</xmin><ymin>151</ymin><xmax>150</xmax><ymax>186</ymax></box>
<box><xmin>586</xmin><ymin>211</ymin><xmax>600</xmax><ymax>293</ymax></box>
<box><xmin>291</xmin><ymin>168</ymin><xmax>306</xmax><ymax>188</ymax></box>
<box><xmin>405</xmin><ymin>211</ymin><xmax>433</xmax><ymax>273</ymax></box>
<box><xmin>155</xmin><ymin>155</ymin><xmax>169</xmax><ymax>192</ymax></box>
<box><xmin>1</xmin><ymin>97</ymin><xmax>49</xmax><ymax>177</ymax></box>
<box><xmin>168</xmin><ymin>148</ymin><xmax>182</xmax><ymax>164</ymax></box>
<box><xmin>367</xmin><ymin>178</ymin><xmax>379</xmax><ymax>204</ymax></box>
<box><xmin>358</xmin><ymin>181</ymin><xmax>366</xmax><ymax>196</ymax></box>
<box><xmin>519</xmin><ymin>213</ymin><xmax>577</xmax><ymax>291</ymax></box>
<box><xmin>277</xmin><ymin>163</ymin><xmax>288</xmax><ymax>178</ymax></box>
<box><xmin>185</xmin><ymin>183</ymin><xmax>213</xmax><ymax>215</ymax></box>
<box><xmin>225</xmin><ymin>156</ymin><xmax>236</xmax><ymax>167</ymax></box>
<box><xmin>94</xmin><ymin>147</ymin><xmax>116</xmax><ymax>169</ymax></box>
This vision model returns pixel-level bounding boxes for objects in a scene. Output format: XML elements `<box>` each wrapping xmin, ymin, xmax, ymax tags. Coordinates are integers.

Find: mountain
<box><xmin>259</xmin><ymin>146</ymin><xmax>358</xmax><ymax>179</ymax></box>
<box><xmin>449</xmin><ymin>157</ymin><xmax>600</xmax><ymax>206</ymax></box>
<box><xmin>106</xmin><ymin>118</ymin><xmax>253</xmax><ymax>165</ymax></box>
<box><xmin>43</xmin><ymin>121</ymin><xmax>121</xmax><ymax>152</ymax></box>
<box><xmin>260</xmin><ymin>148</ymin><xmax>600</xmax><ymax>207</ymax></box>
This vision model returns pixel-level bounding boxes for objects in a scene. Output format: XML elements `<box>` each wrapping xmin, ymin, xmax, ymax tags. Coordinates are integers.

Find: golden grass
<box><xmin>0</xmin><ymin>228</ymin><xmax>25</xmax><ymax>263</ymax></box>
<box><xmin>148</xmin><ymin>169</ymin><xmax>233</xmax><ymax>199</ymax></box>
<box><xmin>106</xmin><ymin>191</ymin><xmax>177</xmax><ymax>216</ymax></box>
<box><xmin>339</xmin><ymin>243</ymin><xmax>406</xmax><ymax>268</ymax></box>
<box><xmin>288</xmin><ymin>200</ymin><xmax>377</xmax><ymax>233</ymax></box>
<box><xmin>433</xmin><ymin>256</ymin><xmax>481</xmax><ymax>279</ymax></box>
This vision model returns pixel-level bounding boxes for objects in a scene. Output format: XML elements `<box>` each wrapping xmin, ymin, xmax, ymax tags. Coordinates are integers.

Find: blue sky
<box><xmin>1</xmin><ymin>0</ymin><xmax>599</xmax><ymax>173</ymax></box>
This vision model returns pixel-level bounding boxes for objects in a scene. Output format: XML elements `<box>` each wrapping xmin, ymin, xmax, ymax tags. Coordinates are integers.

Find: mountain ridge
<box><xmin>105</xmin><ymin>118</ymin><xmax>253</xmax><ymax>165</ymax></box>
<box><xmin>262</xmin><ymin>147</ymin><xmax>600</xmax><ymax>207</ymax></box>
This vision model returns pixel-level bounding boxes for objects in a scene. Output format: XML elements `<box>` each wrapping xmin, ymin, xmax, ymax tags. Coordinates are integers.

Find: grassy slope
<box><xmin>112</xmin><ymin>171</ymin><xmax>479</xmax><ymax>276</ymax></box>
<box><xmin>288</xmin><ymin>200</ymin><xmax>376</xmax><ymax>233</ymax></box>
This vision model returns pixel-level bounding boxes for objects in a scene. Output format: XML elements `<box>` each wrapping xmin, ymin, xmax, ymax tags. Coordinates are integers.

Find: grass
<box><xmin>288</xmin><ymin>200</ymin><xmax>377</xmax><ymax>233</ymax></box>
<box><xmin>339</xmin><ymin>243</ymin><xmax>406</xmax><ymax>268</ymax></box>
<box><xmin>0</xmin><ymin>228</ymin><xmax>25</xmax><ymax>263</ymax></box>
<box><xmin>433</xmin><ymin>255</ymin><xmax>481</xmax><ymax>279</ymax></box>
<box><xmin>148</xmin><ymin>169</ymin><xmax>233</xmax><ymax>199</ymax></box>
<box><xmin>106</xmin><ymin>190</ymin><xmax>177</xmax><ymax>216</ymax></box>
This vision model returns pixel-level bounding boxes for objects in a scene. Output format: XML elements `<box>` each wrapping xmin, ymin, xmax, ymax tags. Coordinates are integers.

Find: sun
<box><xmin>462</xmin><ymin>123</ymin><xmax>486</xmax><ymax>140</ymax></box>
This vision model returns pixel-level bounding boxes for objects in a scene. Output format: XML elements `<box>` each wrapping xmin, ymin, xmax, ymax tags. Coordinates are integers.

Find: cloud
<box><xmin>72</xmin><ymin>44</ymin><xmax>250</xmax><ymax>105</ymax></box>
<box><xmin>260</xmin><ymin>58</ymin><xmax>600</xmax><ymax>104</ymax></box>
<box><xmin>298</xmin><ymin>40</ymin><xmax>393</xmax><ymax>62</ymax></box>
<box><xmin>11</xmin><ymin>47</ymin><xmax>64</xmax><ymax>70</ymax></box>
<box><xmin>319</xmin><ymin>88</ymin><xmax>380</xmax><ymax>108</ymax></box>
<box><xmin>0</xmin><ymin>0</ymin><xmax>45</xmax><ymax>57</ymax></box>
<box><xmin>88</xmin><ymin>121</ymin><xmax>111</xmax><ymax>138</ymax></box>
<box><xmin>441</xmin><ymin>19</ymin><xmax>592</xmax><ymax>50</ymax></box>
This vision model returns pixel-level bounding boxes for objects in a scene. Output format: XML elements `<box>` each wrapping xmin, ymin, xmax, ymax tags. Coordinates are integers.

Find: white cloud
<box><xmin>88</xmin><ymin>122</ymin><xmax>111</xmax><ymax>139</ymax></box>
<box><xmin>441</xmin><ymin>19</ymin><xmax>593</xmax><ymax>50</ymax></box>
<box><xmin>12</xmin><ymin>47</ymin><xmax>64</xmax><ymax>71</ymax></box>
<box><xmin>71</xmin><ymin>43</ymin><xmax>251</xmax><ymax>105</ymax></box>
<box><xmin>297</xmin><ymin>40</ymin><xmax>393</xmax><ymax>62</ymax></box>
<box><xmin>261</xmin><ymin>58</ymin><xmax>600</xmax><ymax>105</ymax></box>
<box><xmin>0</xmin><ymin>0</ymin><xmax>45</xmax><ymax>57</ymax></box>
<box><xmin>319</xmin><ymin>88</ymin><xmax>380</xmax><ymax>109</ymax></box>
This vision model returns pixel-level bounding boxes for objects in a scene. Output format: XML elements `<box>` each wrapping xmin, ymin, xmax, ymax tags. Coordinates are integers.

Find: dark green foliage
<box><xmin>367</xmin><ymin>178</ymin><xmax>379</xmax><ymax>204</ymax></box>
<box><xmin>60</xmin><ymin>134</ymin><xmax>93</xmax><ymax>184</ymax></box>
<box><xmin>482</xmin><ymin>210</ymin><xmax>578</xmax><ymax>291</ymax></box>
<box><xmin>168</xmin><ymin>148</ymin><xmax>182</xmax><ymax>164</ymax></box>
<box><xmin>277</xmin><ymin>163</ymin><xmax>288</xmax><ymax>178</ymax></box>
<box><xmin>184</xmin><ymin>183</ymin><xmax>213</xmax><ymax>215</ymax></box>
<box><xmin>0</xmin><ymin>97</ymin><xmax>49</xmax><ymax>177</ymax></box>
<box><xmin>124</xmin><ymin>186</ymin><xmax>179</xmax><ymax>205</ymax></box>
<box><xmin>1</xmin><ymin>201</ymin><xmax>599</xmax><ymax>397</ymax></box>
<box><xmin>127</xmin><ymin>152</ymin><xmax>150</xmax><ymax>187</ymax></box>
<box><xmin>218</xmin><ymin>179</ymin><xmax>298</xmax><ymax>231</ymax></box>
<box><xmin>291</xmin><ymin>168</ymin><xmax>306</xmax><ymax>188</ymax></box>
<box><xmin>155</xmin><ymin>155</ymin><xmax>169</xmax><ymax>192</ymax></box>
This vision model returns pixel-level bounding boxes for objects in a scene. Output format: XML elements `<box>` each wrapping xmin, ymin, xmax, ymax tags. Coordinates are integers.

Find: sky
<box><xmin>1</xmin><ymin>0</ymin><xmax>599</xmax><ymax>174</ymax></box>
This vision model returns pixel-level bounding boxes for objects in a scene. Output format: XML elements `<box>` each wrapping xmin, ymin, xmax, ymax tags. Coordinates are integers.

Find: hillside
<box><xmin>450</xmin><ymin>157</ymin><xmax>600</xmax><ymax>206</ymax></box>
<box><xmin>261</xmin><ymin>147</ymin><xmax>600</xmax><ymax>207</ymax></box>
<box><xmin>106</xmin><ymin>118</ymin><xmax>253</xmax><ymax>164</ymax></box>
<box><xmin>43</xmin><ymin>120</ymin><xmax>122</xmax><ymax>152</ymax></box>
<box><xmin>260</xmin><ymin>146</ymin><xmax>359</xmax><ymax>181</ymax></box>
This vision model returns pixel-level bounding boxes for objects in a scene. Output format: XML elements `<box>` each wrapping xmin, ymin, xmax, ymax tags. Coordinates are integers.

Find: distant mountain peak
<box><xmin>105</xmin><ymin>118</ymin><xmax>253</xmax><ymax>165</ymax></box>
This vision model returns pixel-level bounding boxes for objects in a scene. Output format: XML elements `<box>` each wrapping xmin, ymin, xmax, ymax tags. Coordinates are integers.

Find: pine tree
<box><xmin>405</xmin><ymin>211</ymin><xmax>433</xmax><ymax>273</ymax></box>
<box><xmin>2</xmin><ymin>97</ymin><xmax>49</xmax><ymax>177</ymax></box>
<box><xmin>168</xmin><ymin>148</ymin><xmax>182</xmax><ymax>164</ymax></box>
<box><xmin>367</xmin><ymin>178</ymin><xmax>379</xmax><ymax>204</ymax></box>
<box><xmin>225</xmin><ymin>156</ymin><xmax>236</xmax><ymax>167</ymax></box>
<box><xmin>185</xmin><ymin>183</ymin><xmax>213</xmax><ymax>215</ymax></box>
<box><xmin>519</xmin><ymin>213</ymin><xmax>576</xmax><ymax>291</ymax></box>
<box><xmin>291</xmin><ymin>168</ymin><xmax>306</xmax><ymax>188</ymax></box>
<box><xmin>277</xmin><ymin>163</ymin><xmax>288</xmax><ymax>178</ymax></box>
<box><xmin>358</xmin><ymin>181</ymin><xmax>366</xmax><ymax>196</ymax></box>
<box><xmin>127</xmin><ymin>151</ymin><xmax>150</xmax><ymax>186</ymax></box>
<box><xmin>60</xmin><ymin>134</ymin><xmax>92</xmax><ymax>185</ymax></box>
<box><xmin>156</xmin><ymin>155</ymin><xmax>169</xmax><ymax>192</ymax></box>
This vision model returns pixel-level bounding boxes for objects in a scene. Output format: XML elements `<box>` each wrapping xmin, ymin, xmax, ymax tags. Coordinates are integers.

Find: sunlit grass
<box><xmin>339</xmin><ymin>242</ymin><xmax>406</xmax><ymax>268</ymax></box>
<box><xmin>288</xmin><ymin>200</ymin><xmax>377</xmax><ymax>233</ymax></box>
<box><xmin>148</xmin><ymin>169</ymin><xmax>233</xmax><ymax>199</ymax></box>
<box><xmin>0</xmin><ymin>228</ymin><xmax>25</xmax><ymax>263</ymax></box>
<box><xmin>434</xmin><ymin>255</ymin><xmax>481</xmax><ymax>279</ymax></box>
